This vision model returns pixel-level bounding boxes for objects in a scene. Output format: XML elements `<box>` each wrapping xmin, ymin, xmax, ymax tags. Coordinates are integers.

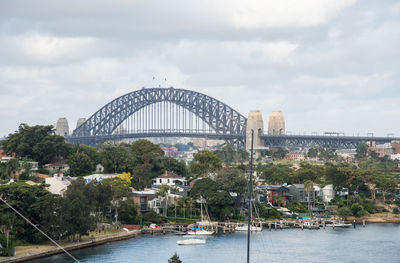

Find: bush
<box><xmin>393</xmin><ymin>207</ymin><xmax>400</xmax><ymax>215</ymax></box>
<box><xmin>142</xmin><ymin>210</ymin><xmax>163</xmax><ymax>225</ymax></box>
<box><xmin>351</xmin><ymin>203</ymin><xmax>366</xmax><ymax>217</ymax></box>
<box><xmin>287</xmin><ymin>201</ymin><xmax>308</xmax><ymax>214</ymax></box>
<box><xmin>337</xmin><ymin>207</ymin><xmax>352</xmax><ymax>219</ymax></box>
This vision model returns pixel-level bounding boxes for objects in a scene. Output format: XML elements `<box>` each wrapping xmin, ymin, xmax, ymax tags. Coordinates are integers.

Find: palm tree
<box><xmin>304</xmin><ymin>180</ymin><xmax>314</xmax><ymax>213</ymax></box>
<box><xmin>158</xmin><ymin>185</ymin><xmax>170</xmax><ymax>216</ymax></box>
<box><xmin>0</xmin><ymin>212</ymin><xmax>16</xmax><ymax>249</ymax></box>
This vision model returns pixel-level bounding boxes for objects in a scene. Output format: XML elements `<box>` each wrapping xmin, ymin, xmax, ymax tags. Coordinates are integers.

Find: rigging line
<box><xmin>0</xmin><ymin>195</ymin><xmax>81</xmax><ymax>263</ymax></box>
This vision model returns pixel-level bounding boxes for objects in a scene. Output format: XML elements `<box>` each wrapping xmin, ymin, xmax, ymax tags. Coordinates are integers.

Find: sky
<box><xmin>0</xmin><ymin>0</ymin><xmax>399</xmax><ymax>137</ymax></box>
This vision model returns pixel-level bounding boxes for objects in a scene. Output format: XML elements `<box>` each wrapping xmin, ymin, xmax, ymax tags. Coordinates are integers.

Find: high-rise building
<box><xmin>268</xmin><ymin>111</ymin><xmax>285</xmax><ymax>135</ymax></box>
<box><xmin>55</xmin><ymin>118</ymin><xmax>69</xmax><ymax>137</ymax></box>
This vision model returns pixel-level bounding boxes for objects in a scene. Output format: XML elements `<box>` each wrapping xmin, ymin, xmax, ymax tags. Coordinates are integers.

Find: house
<box><xmin>132</xmin><ymin>189</ymin><xmax>157</xmax><ymax>214</ymax></box>
<box><xmin>266</xmin><ymin>185</ymin><xmax>290</xmax><ymax>206</ymax></box>
<box><xmin>83</xmin><ymin>173</ymin><xmax>117</xmax><ymax>183</ymax></box>
<box><xmin>45</xmin><ymin>176</ymin><xmax>73</xmax><ymax>195</ymax></box>
<box><xmin>322</xmin><ymin>184</ymin><xmax>335</xmax><ymax>202</ymax></box>
<box><xmin>288</xmin><ymin>184</ymin><xmax>315</xmax><ymax>206</ymax></box>
<box><xmin>96</xmin><ymin>164</ymin><xmax>105</xmax><ymax>173</ymax></box>
<box><xmin>152</xmin><ymin>171</ymin><xmax>190</xmax><ymax>196</ymax></box>
<box><xmin>44</xmin><ymin>161</ymin><xmax>70</xmax><ymax>174</ymax></box>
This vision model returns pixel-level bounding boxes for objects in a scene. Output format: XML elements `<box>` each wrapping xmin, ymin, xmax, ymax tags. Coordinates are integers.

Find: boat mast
<box><xmin>247</xmin><ymin>129</ymin><xmax>254</xmax><ymax>263</ymax></box>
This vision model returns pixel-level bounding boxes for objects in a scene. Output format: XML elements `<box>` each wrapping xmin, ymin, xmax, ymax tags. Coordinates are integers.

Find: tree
<box><xmin>337</xmin><ymin>207</ymin><xmax>352</xmax><ymax>220</ymax></box>
<box><xmin>0</xmin><ymin>212</ymin><xmax>17</xmax><ymax>250</ymax></box>
<box><xmin>19</xmin><ymin>159</ymin><xmax>33</xmax><ymax>180</ymax></box>
<box><xmin>62</xmin><ymin>178</ymin><xmax>96</xmax><ymax>241</ymax></box>
<box><xmin>2</xmin><ymin>124</ymin><xmax>69</xmax><ymax>165</ymax></box>
<box><xmin>159</xmin><ymin>157</ymin><xmax>187</xmax><ymax>177</ymax></box>
<box><xmin>168</xmin><ymin>253</ymin><xmax>182</xmax><ymax>263</ymax></box>
<box><xmin>99</xmin><ymin>143</ymin><xmax>131</xmax><ymax>174</ymax></box>
<box><xmin>6</xmin><ymin>158</ymin><xmax>20</xmax><ymax>179</ymax></box>
<box><xmin>189</xmin><ymin>151</ymin><xmax>222</xmax><ymax>176</ymax></box>
<box><xmin>67</xmin><ymin>151</ymin><xmax>95</xmax><ymax>176</ymax></box>
<box><xmin>158</xmin><ymin>185</ymin><xmax>170</xmax><ymax>216</ymax></box>
<box><xmin>118</xmin><ymin>198</ymin><xmax>141</xmax><ymax>224</ymax></box>
<box><xmin>373</xmin><ymin>174</ymin><xmax>397</xmax><ymax>202</ymax></box>
<box><xmin>351</xmin><ymin>203</ymin><xmax>366</xmax><ymax>217</ymax></box>
<box><xmin>356</xmin><ymin>143</ymin><xmax>368</xmax><ymax>159</ymax></box>
<box><xmin>304</xmin><ymin>180</ymin><xmax>314</xmax><ymax>212</ymax></box>
<box><xmin>215</xmin><ymin>168</ymin><xmax>247</xmax><ymax>206</ymax></box>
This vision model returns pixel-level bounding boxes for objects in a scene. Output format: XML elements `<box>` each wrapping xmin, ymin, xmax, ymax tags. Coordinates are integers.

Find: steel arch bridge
<box><xmin>69</xmin><ymin>87</ymin><xmax>247</xmax><ymax>146</ymax></box>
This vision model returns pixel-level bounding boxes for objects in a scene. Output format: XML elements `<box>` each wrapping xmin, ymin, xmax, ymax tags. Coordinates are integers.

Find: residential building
<box><xmin>288</xmin><ymin>184</ymin><xmax>315</xmax><ymax>206</ymax></box>
<box><xmin>45</xmin><ymin>176</ymin><xmax>72</xmax><ymax>196</ymax></box>
<box><xmin>83</xmin><ymin>174</ymin><xmax>117</xmax><ymax>183</ymax></box>
<box><xmin>132</xmin><ymin>189</ymin><xmax>157</xmax><ymax>214</ymax></box>
<box><xmin>322</xmin><ymin>184</ymin><xmax>335</xmax><ymax>202</ymax></box>
<box><xmin>152</xmin><ymin>171</ymin><xmax>190</xmax><ymax>196</ymax></box>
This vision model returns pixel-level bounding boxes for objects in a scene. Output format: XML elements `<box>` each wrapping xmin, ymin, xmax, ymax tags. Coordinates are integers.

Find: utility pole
<box><xmin>247</xmin><ymin>129</ymin><xmax>254</xmax><ymax>263</ymax></box>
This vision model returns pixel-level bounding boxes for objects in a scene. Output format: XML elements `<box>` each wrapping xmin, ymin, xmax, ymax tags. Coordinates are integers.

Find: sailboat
<box><xmin>187</xmin><ymin>196</ymin><xmax>215</xmax><ymax>235</ymax></box>
<box><xmin>235</xmin><ymin>202</ymin><xmax>263</xmax><ymax>232</ymax></box>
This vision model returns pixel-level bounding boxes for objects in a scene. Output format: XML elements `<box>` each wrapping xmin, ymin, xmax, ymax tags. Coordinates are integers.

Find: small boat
<box><xmin>235</xmin><ymin>224</ymin><xmax>262</xmax><ymax>232</ymax></box>
<box><xmin>326</xmin><ymin>221</ymin><xmax>352</xmax><ymax>228</ymax></box>
<box><xmin>187</xmin><ymin>228</ymin><xmax>215</xmax><ymax>235</ymax></box>
<box><xmin>177</xmin><ymin>238</ymin><xmax>206</xmax><ymax>245</ymax></box>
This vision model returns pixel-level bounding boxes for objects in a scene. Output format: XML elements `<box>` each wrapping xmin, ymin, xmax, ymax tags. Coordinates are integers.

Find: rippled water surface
<box><xmin>28</xmin><ymin>224</ymin><xmax>400</xmax><ymax>263</ymax></box>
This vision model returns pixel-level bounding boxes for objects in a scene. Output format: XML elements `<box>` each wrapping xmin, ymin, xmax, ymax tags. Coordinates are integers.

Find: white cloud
<box><xmin>1</xmin><ymin>33</ymin><xmax>98</xmax><ymax>63</ymax></box>
<box><xmin>227</xmin><ymin>0</ymin><xmax>357</xmax><ymax>29</ymax></box>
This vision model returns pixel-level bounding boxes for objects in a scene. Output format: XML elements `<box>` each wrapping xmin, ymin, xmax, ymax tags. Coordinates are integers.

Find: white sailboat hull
<box><xmin>177</xmin><ymin>239</ymin><xmax>206</xmax><ymax>245</ymax></box>
<box><xmin>235</xmin><ymin>225</ymin><xmax>262</xmax><ymax>232</ymax></box>
<box><xmin>187</xmin><ymin>229</ymin><xmax>215</xmax><ymax>235</ymax></box>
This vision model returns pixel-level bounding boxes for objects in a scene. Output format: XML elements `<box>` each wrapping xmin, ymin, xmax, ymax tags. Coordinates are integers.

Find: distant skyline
<box><xmin>1</xmin><ymin>0</ymin><xmax>400</xmax><ymax>137</ymax></box>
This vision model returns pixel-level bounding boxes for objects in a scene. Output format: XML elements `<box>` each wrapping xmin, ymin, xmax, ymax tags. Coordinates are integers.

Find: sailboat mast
<box><xmin>201</xmin><ymin>196</ymin><xmax>203</xmax><ymax>222</ymax></box>
<box><xmin>247</xmin><ymin>129</ymin><xmax>254</xmax><ymax>263</ymax></box>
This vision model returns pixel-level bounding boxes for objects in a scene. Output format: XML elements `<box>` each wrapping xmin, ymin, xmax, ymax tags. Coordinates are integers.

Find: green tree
<box><xmin>304</xmin><ymin>180</ymin><xmax>314</xmax><ymax>212</ymax></box>
<box><xmin>67</xmin><ymin>151</ymin><xmax>95</xmax><ymax>176</ymax></box>
<box><xmin>2</xmin><ymin>124</ymin><xmax>68</xmax><ymax>165</ymax></box>
<box><xmin>351</xmin><ymin>203</ymin><xmax>366</xmax><ymax>217</ymax></box>
<box><xmin>373</xmin><ymin>174</ymin><xmax>397</xmax><ymax>202</ymax></box>
<box><xmin>19</xmin><ymin>159</ymin><xmax>33</xmax><ymax>180</ymax></box>
<box><xmin>159</xmin><ymin>157</ymin><xmax>187</xmax><ymax>177</ymax></box>
<box><xmin>118</xmin><ymin>198</ymin><xmax>141</xmax><ymax>224</ymax></box>
<box><xmin>189</xmin><ymin>151</ymin><xmax>222</xmax><ymax>176</ymax></box>
<box><xmin>168</xmin><ymin>252</ymin><xmax>182</xmax><ymax>263</ymax></box>
<box><xmin>99</xmin><ymin>143</ymin><xmax>131</xmax><ymax>174</ymax></box>
<box><xmin>6</xmin><ymin>158</ymin><xmax>20</xmax><ymax>179</ymax></box>
<box><xmin>62</xmin><ymin>178</ymin><xmax>96</xmax><ymax>241</ymax></box>
<box><xmin>337</xmin><ymin>207</ymin><xmax>352</xmax><ymax>220</ymax></box>
<box><xmin>356</xmin><ymin>143</ymin><xmax>368</xmax><ymax>159</ymax></box>
<box><xmin>215</xmin><ymin>168</ymin><xmax>247</xmax><ymax>206</ymax></box>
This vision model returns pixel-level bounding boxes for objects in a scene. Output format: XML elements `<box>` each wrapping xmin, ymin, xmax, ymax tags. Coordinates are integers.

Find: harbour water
<box><xmin>27</xmin><ymin>224</ymin><xmax>400</xmax><ymax>263</ymax></box>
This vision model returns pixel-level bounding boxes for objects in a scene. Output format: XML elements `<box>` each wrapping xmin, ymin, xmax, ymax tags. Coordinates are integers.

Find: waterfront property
<box><xmin>20</xmin><ymin>223</ymin><xmax>400</xmax><ymax>263</ymax></box>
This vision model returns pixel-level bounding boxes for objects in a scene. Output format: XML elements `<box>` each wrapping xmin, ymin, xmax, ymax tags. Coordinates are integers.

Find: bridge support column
<box><xmin>246</xmin><ymin>110</ymin><xmax>265</xmax><ymax>159</ymax></box>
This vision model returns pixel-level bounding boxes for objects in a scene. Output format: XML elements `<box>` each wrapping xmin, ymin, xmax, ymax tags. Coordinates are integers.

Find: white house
<box><xmin>45</xmin><ymin>176</ymin><xmax>72</xmax><ymax>196</ymax></box>
<box><xmin>152</xmin><ymin>171</ymin><xmax>188</xmax><ymax>187</ymax></box>
<box><xmin>83</xmin><ymin>173</ymin><xmax>117</xmax><ymax>183</ymax></box>
<box><xmin>322</xmin><ymin>184</ymin><xmax>335</xmax><ymax>202</ymax></box>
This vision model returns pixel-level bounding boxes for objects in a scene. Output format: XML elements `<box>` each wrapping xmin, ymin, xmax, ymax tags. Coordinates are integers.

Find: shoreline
<box><xmin>0</xmin><ymin>230</ymin><xmax>141</xmax><ymax>263</ymax></box>
<box><xmin>1</xmin><ymin>216</ymin><xmax>399</xmax><ymax>263</ymax></box>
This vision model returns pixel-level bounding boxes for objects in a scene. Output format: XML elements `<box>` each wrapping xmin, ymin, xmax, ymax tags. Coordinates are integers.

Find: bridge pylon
<box><xmin>246</xmin><ymin>110</ymin><xmax>265</xmax><ymax>158</ymax></box>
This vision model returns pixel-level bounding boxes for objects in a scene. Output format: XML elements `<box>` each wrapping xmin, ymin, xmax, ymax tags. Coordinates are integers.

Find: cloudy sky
<box><xmin>1</xmin><ymin>0</ymin><xmax>399</xmax><ymax>137</ymax></box>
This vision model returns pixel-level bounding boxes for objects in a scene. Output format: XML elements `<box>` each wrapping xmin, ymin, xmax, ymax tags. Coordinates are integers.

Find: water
<box><xmin>27</xmin><ymin>224</ymin><xmax>400</xmax><ymax>263</ymax></box>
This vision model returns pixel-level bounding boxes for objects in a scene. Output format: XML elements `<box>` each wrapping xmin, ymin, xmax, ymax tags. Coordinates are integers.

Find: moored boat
<box><xmin>177</xmin><ymin>238</ymin><xmax>206</xmax><ymax>245</ymax></box>
<box><xmin>235</xmin><ymin>224</ymin><xmax>262</xmax><ymax>232</ymax></box>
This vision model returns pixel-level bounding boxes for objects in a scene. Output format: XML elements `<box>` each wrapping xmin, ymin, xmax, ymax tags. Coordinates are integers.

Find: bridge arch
<box><xmin>72</xmin><ymin>87</ymin><xmax>247</xmax><ymax>144</ymax></box>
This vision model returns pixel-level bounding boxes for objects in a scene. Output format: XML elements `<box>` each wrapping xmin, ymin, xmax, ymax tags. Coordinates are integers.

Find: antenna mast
<box><xmin>247</xmin><ymin>129</ymin><xmax>254</xmax><ymax>263</ymax></box>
